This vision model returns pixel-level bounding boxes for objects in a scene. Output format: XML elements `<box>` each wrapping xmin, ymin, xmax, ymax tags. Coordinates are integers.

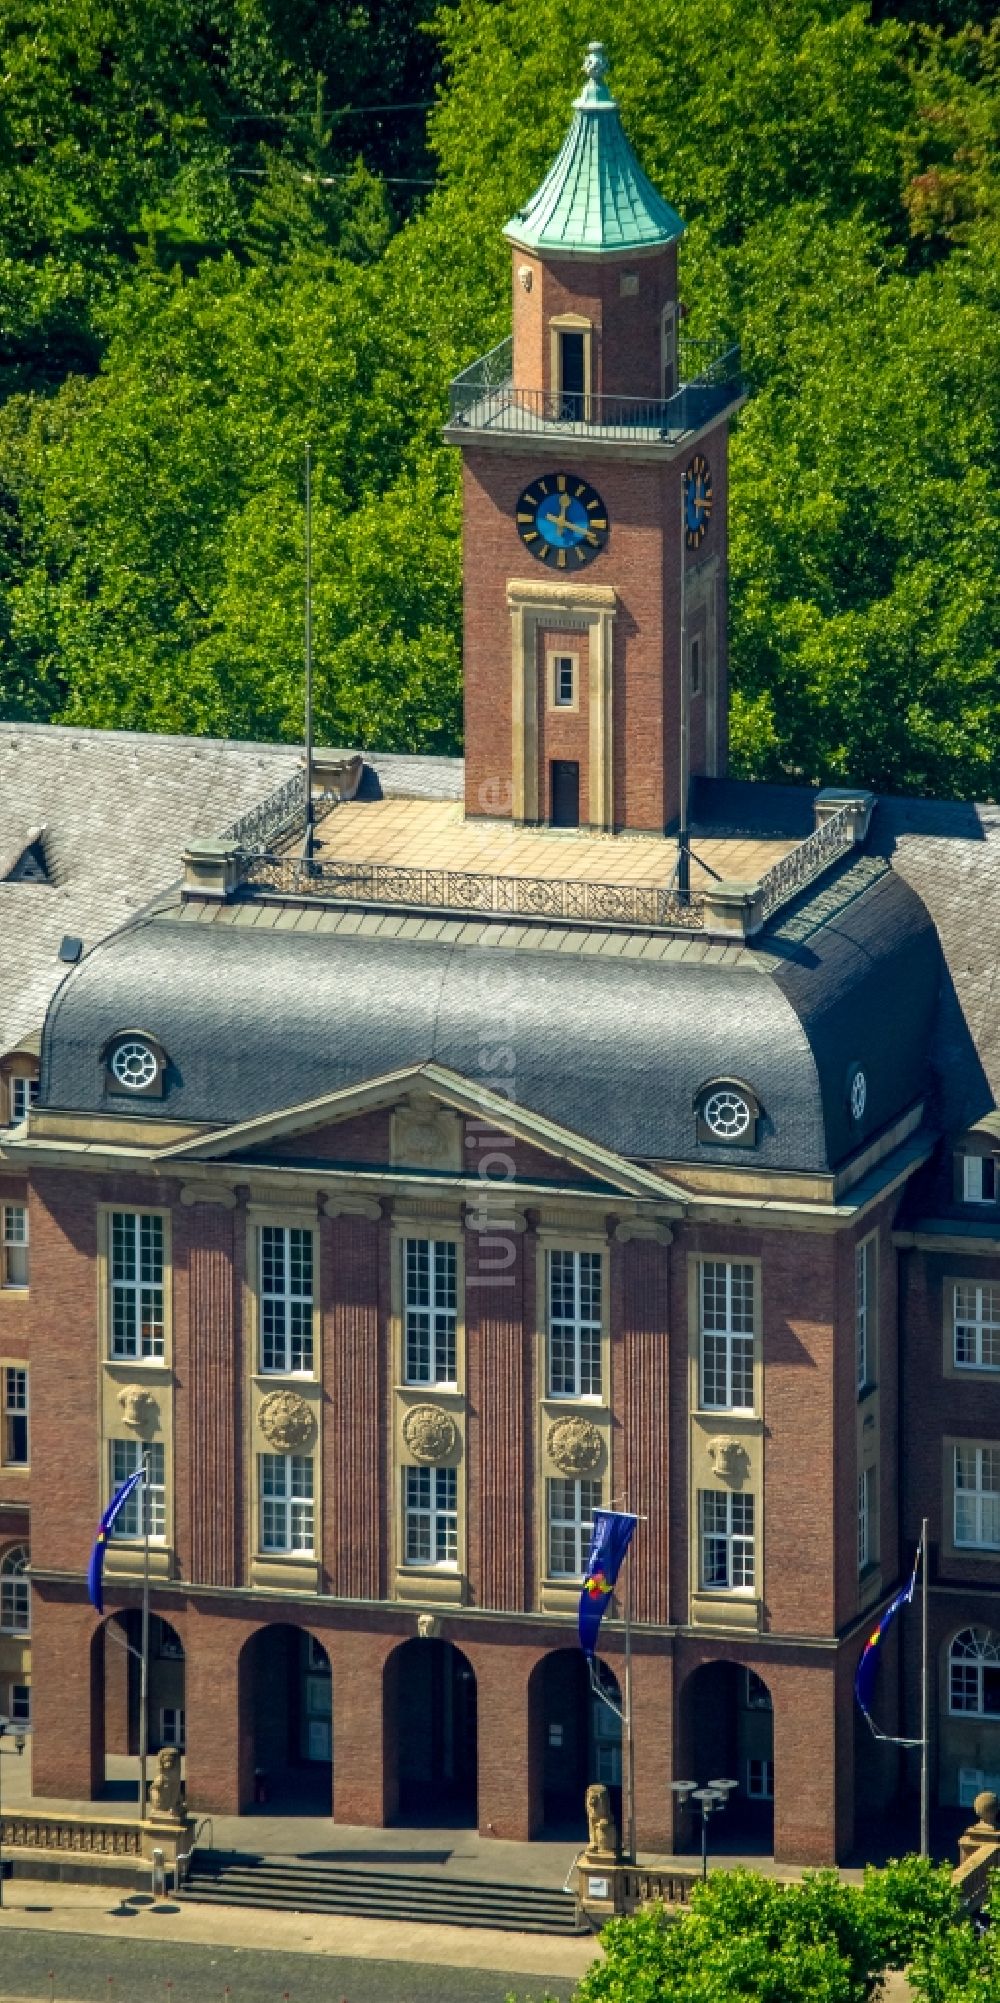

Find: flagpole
<box><xmin>624</xmin><ymin>1567</ymin><xmax>636</xmax><ymax>1864</ymax></box>
<box><xmin>920</xmin><ymin>1516</ymin><xmax>929</xmax><ymax>1859</ymax></box>
<box><xmin>138</xmin><ymin>1451</ymin><xmax>150</xmax><ymax>1821</ymax></box>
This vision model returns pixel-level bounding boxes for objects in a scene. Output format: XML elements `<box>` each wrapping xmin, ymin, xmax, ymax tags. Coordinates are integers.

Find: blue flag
<box><xmin>87</xmin><ymin>1467</ymin><xmax>145</xmax><ymax>1615</ymax></box>
<box><xmin>578</xmin><ymin>1509</ymin><xmax>638</xmax><ymax>1658</ymax></box>
<box><xmin>854</xmin><ymin>1541</ymin><xmax>922</xmax><ymax>1733</ymax></box>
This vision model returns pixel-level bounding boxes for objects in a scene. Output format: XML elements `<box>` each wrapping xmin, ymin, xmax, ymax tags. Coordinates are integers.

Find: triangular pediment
<box><xmin>153</xmin><ymin>1061</ymin><xmax>685</xmax><ymax>1205</ymax></box>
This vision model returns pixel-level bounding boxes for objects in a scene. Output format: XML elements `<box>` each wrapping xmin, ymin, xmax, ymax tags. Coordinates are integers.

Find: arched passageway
<box><xmin>677</xmin><ymin>1661</ymin><xmax>774</xmax><ymax>1855</ymax></box>
<box><xmin>239</xmin><ymin>1624</ymin><xmax>332</xmax><ymax>1813</ymax></box>
<box><xmin>95</xmin><ymin>1611</ymin><xmax>186</xmax><ymax>1801</ymax></box>
<box><xmin>529</xmin><ymin>1648</ymin><xmax>622</xmax><ymax>1840</ymax></box>
<box><xmin>385</xmin><ymin>1637</ymin><xmax>477</xmax><ymax>1825</ymax></box>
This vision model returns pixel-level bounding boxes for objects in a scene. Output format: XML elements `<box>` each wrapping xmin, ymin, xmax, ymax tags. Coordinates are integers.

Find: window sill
<box><xmin>394</xmin><ymin>1565</ymin><xmax>464</xmax><ymax>1607</ymax></box>
<box><xmin>105</xmin><ymin>1356</ymin><xmax>169</xmax><ymax>1370</ymax></box>
<box><xmin>689</xmin><ymin>1590</ymin><xmax>761</xmax><ymax>1633</ymax></box>
<box><xmin>254</xmin><ymin>1370</ymin><xmax>317</xmax><ymax>1383</ymax></box>
<box><xmin>251</xmin><ymin>1552</ymin><xmax>319</xmax><ymax>1594</ymax></box>
<box><xmin>952</xmin><ymin>1542</ymin><xmax>1000</xmax><ymax>1559</ymax></box>
<box><xmin>396</xmin><ymin>1382</ymin><xmax>462</xmax><ymax>1398</ymax></box>
<box><xmin>0</xmin><ymin>1286</ymin><xmax>29</xmax><ymax>1296</ymax></box>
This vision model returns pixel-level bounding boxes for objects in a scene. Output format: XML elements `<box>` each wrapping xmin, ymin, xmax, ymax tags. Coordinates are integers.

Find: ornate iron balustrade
<box><xmin>238</xmin><ymin>851</ymin><xmax>706</xmax><ymax>932</ymax></box>
<box><xmin>755</xmin><ymin>803</ymin><xmax>855</xmax><ymax>924</ymax></box>
<box><xmin>448</xmin><ymin>337</ymin><xmax>743</xmax><ymax>442</ymax></box>
<box><xmin>221</xmin><ymin>768</ymin><xmax>306</xmax><ymax>855</ymax></box>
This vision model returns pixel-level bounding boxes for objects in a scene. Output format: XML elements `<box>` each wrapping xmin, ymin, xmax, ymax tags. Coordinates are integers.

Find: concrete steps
<box><xmin>182</xmin><ymin>1851</ymin><xmax>583</xmax><ymax>1935</ymax></box>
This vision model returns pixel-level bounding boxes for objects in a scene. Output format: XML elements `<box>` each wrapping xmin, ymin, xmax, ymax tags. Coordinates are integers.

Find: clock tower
<box><xmin>446</xmin><ymin>44</ymin><xmax>743</xmax><ymax>834</ymax></box>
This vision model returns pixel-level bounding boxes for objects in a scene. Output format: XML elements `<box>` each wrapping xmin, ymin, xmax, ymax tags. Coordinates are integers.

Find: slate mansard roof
<box><xmin>40</xmin><ymin>853</ymin><xmax>939</xmax><ymax>1175</ymax></box>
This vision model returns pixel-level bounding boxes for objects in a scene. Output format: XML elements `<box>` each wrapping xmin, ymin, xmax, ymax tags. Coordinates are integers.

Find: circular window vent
<box><xmin>109</xmin><ymin>1040</ymin><xmax>158</xmax><ymax>1091</ymax></box>
<box><xmin>703</xmin><ymin>1089</ymin><xmax>752</xmax><ymax>1140</ymax></box>
<box><xmin>848</xmin><ymin>1066</ymin><xmax>867</xmax><ymax>1123</ymax></box>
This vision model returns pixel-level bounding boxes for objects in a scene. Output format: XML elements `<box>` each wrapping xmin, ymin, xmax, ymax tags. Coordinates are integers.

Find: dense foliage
<box><xmin>0</xmin><ymin>0</ymin><xmax>996</xmax><ymax>790</ymax></box>
<box><xmin>509</xmin><ymin>1861</ymin><xmax>985</xmax><ymax>2003</ymax></box>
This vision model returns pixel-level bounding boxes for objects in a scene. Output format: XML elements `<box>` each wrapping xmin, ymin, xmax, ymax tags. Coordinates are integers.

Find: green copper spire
<box><xmin>505</xmin><ymin>44</ymin><xmax>684</xmax><ymax>257</ymax></box>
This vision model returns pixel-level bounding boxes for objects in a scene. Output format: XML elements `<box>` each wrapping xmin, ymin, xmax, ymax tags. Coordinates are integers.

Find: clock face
<box><xmin>684</xmin><ymin>454</ymin><xmax>713</xmax><ymax>548</ymax></box>
<box><xmin>515</xmin><ymin>473</ymin><xmax>609</xmax><ymax>569</ymax></box>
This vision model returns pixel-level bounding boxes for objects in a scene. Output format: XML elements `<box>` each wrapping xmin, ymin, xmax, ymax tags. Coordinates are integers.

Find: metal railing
<box><xmin>221</xmin><ymin>768</ymin><xmax>306</xmax><ymax>855</ymax></box>
<box><xmin>756</xmin><ymin>804</ymin><xmax>855</xmax><ymax>924</ymax></box>
<box><xmin>237</xmin><ymin>851</ymin><xmax>706</xmax><ymax>932</ymax></box>
<box><xmin>449</xmin><ymin>336</ymin><xmax>743</xmax><ymax>441</ymax></box>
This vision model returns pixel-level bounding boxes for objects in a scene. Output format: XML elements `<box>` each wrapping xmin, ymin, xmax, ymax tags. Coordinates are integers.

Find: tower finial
<box><xmin>583</xmin><ymin>41</ymin><xmax>608</xmax><ymax>86</ymax></box>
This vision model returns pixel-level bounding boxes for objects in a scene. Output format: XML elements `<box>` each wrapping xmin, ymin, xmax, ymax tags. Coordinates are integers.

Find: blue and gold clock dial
<box><xmin>684</xmin><ymin>454</ymin><xmax>713</xmax><ymax>548</ymax></box>
<box><xmin>515</xmin><ymin>472</ymin><xmax>609</xmax><ymax>569</ymax></box>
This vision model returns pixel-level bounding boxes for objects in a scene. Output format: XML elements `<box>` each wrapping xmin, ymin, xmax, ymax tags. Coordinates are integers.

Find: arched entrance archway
<box><xmin>239</xmin><ymin>1624</ymin><xmax>332</xmax><ymax>1813</ymax></box>
<box><xmin>95</xmin><ymin>1612</ymin><xmax>185</xmax><ymax>1802</ymax></box>
<box><xmin>529</xmin><ymin>1649</ymin><xmax>622</xmax><ymax>1840</ymax></box>
<box><xmin>385</xmin><ymin>1637</ymin><xmax>477</xmax><ymax>1825</ymax></box>
<box><xmin>678</xmin><ymin>1661</ymin><xmax>774</xmax><ymax>1855</ymax></box>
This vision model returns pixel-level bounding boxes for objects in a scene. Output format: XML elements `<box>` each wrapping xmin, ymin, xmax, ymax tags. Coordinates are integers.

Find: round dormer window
<box><xmin>109</xmin><ymin>1039</ymin><xmax>159</xmax><ymax>1091</ymax></box>
<box><xmin>703</xmin><ymin>1089</ymin><xmax>752</xmax><ymax>1140</ymax></box>
<box><xmin>849</xmin><ymin>1068</ymin><xmax>867</xmax><ymax>1123</ymax></box>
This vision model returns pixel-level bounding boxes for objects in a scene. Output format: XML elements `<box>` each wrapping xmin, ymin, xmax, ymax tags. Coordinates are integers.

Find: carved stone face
<box><xmin>403</xmin><ymin>1405</ymin><xmax>457</xmax><ymax>1465</ymax></box>
<box><xmin>707</xmin><ymin>1436</ymin><xmax>748</xmax><ymax>1485</ymax></box>
<box><xmin>117</xmin><ymin>1385</ymin><xmax>158</xmax><ymax>1438</ymax></box>
<box><xmin>258</xmin><ymin>1389</ymin><xmax>316</xmax><ymax>1453</ymax></box>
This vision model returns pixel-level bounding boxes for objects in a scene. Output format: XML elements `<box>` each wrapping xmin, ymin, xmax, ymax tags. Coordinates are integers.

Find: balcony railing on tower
<box><xmin>447</xmin><ymin>335</ymin><xmax>744</xmax><ymax>444</ymax></box>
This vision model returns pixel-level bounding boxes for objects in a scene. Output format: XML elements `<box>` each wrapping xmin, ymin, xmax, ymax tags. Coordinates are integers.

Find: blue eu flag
<box><xmin>578</xmin><ymin>1509</ymin><xmax>638</xmax><ymax>1658</ymax></box>
<box><xmin>87</xmin><ymin>1467</ymin><xmax>145</xmax><ymax>1615</ymax></box>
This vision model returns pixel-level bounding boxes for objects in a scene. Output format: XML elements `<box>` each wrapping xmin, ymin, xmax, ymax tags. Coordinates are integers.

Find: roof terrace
<box><xmin>186</xmin><ymin>771</ymin><xmax>877</xmax><ymax>944</ymax></box>
<box><xmin>445</xmin><ymin>334</ymin><xmax>744</xmax><ymax>451</ymax></box>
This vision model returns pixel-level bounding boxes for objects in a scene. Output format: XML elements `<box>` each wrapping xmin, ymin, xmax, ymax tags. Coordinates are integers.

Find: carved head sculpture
<box><xmin>417</xmin><ymin>1613</ymin><xmax>441</xmax><ymax>1641</ymax></box>
<box><xmin>117</xmin><ymin>1384</ymin><xmax>159</xmax><ymax>1438</ymax></box>
<box><xmin>707</xmin><ymin>1436</ymin><xmax>748</xmax><ymax>1485</ymax></box>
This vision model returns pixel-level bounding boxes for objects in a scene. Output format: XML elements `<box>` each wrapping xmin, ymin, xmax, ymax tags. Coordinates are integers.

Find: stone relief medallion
<box><xmin>547</xmin><ymin>1417</ymin><xmax>603</xmax><ymax>1477</ymax></box>
<box><xmin>117</xmin><ymin>1385</ymin><xmax>159</xmax><ymax>1438</ymax></box>
<box><xmin>391</xmin><ymin>1100</ymin><xmax>462</xmax><ymax>1172</ymax></box>
<box><xmin>258</xmin><ymin>1388</ymin><xmax>316</xmax><ymax>1453</ymax></box>
<box><xmin>707</xmin><ymin>1435</ymin><xmax>748</xmax><ymax>1485</ymax></box>
<box><xmin>402</xmin><ymin>1404</ymin><xmax>458</xmax><ymax>1465</ymax></box>
<box><xmin>518</xmin><ymin>264</ymin><xmax>533</xmax><ymax>292</ymax></box>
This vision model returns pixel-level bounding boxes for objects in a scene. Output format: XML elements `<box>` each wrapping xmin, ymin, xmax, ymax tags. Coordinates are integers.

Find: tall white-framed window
<box><xmin>950</xmin><ymin>1628</ymin><xmax>1000</xmax><ymax>1716</ymax></box>
<box><xmin>110</xmin><ymin>1439</ymin><xmax>166</xmax><ymax>1541</ymax></box>
<box><xmin>550</xmin><ymin>653</ymin><xmax>576</xmax><ymax>708</ymax></box>
<box><xmin>9</xmin><ymin>1077</ymin><xmax>38</xmax><ymax>1124</ymax></box>
<box><xmin>955</xmin><ymin>1445</ymin><xmax>1000</xmax><ymax>1550</ymax></box>
<box><xmin>547</xmin><ymin>1476</ymin><xmax>601</xmax><ymax>1578</ymax></box>
<box><xmin>404</xmin><ymin>1465</ymin><xmax>458</xmax><ymax>1567</ymax></box>
<box><xmin>858</xmin><ymin>1464</ymin><xmax>877</xmax><ymax>1572</ymax></box>
<box><xmin>260</xmin><ymin>1452</ymin><xmax>314</xmax><ymax>1555</ymax></box>
<box><xmin>2</xmin><ymin>1205</ymin><xmax>28</xmax><ymax>1289</ymax></box>
<box><xmin>960</xmin><ymin>1766</ymin><xmax>1000</xmax><ymax>1808</ymax></box>
<box><xmin>700</xmin><ymin>1490</ymin><xmax>755</xmax><ymax>1592</ymax></box>
<box><xmin>110</xmin><ymin>1212</ymin><xmax>164</xmax><ymax>1359</ymax></box>
<box><xmin>10</xmin><ymin>1683</ymin><xmax>30</xmax><ymax>1724</ymax></box>
<box><xmin>404</xmin><ymin>1239</ymin><xmax>458</xmax><ymax>1386</ymax></box>
<box><xmin>160</xmin><ymin>1707</ymin><xmax>186</xmax><ymax>1749</ymax></box>
<box><xmin>661</xmin><ymin>304</ymin><xmax>677</xmax><ymax>398</ymax></box>
<box><xmin>856</xmin><ymin>1236</ymin><xmax>877</xmax><ymax>1393</ymax></box>
<box><xmin>699</xmin><ymin>1260</ymin><xmax>755</xmax><ymax>1411</ymax></box>
<box><xmin>953</xmin><ymin>1283</ymin><xmax>1000</xmax><ymax>1372</ymax></box>
<box><xmin>747</xmin><ymin>1757</ymin><xmax>774</xmax><ymax>1800</ymax></box>
<box><xmin>0</xmin><ymin>1545</ymin><xmax>29</xmax><ymax>1633</ymax></box>
<box><xmin>259</xmin><ymin>1225</ymin><xmax>314</xmax><ymax>1374</ymax></box>
<box><xmin>963</xmin><ymin>1154</ymin><xmax>998</xmax><ymax>1204</ymax></box>
<box><xmin>690</xmin><ymin>636</ymin><xmax>702</xmax><ymax>696</ymax></box>
<box><xmin>547</xmin><ymin>1250</ymin><xmax>602</xmax><ymax>1400</ymax></box>
<box><xmin>3</xmin><ymin>1366</ymin><xmax>28</xmax><ymax>1465</ymax></box>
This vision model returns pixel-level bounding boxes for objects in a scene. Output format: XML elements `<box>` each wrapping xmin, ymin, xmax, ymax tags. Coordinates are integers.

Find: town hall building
<box><xmin>3</xmin><ymin>46</ymin><xmax>1000</xmax><ymax>1870</ymax></box>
